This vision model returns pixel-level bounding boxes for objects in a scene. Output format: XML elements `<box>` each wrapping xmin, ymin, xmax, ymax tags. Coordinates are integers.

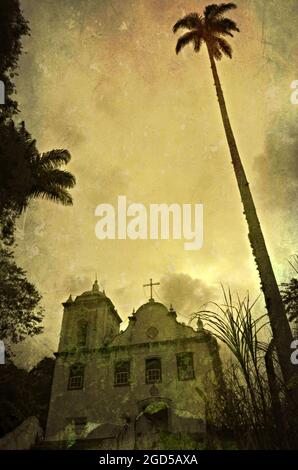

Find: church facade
<box><xmin>45</xmin><ymin>280</ymin><xmax>222</xmax><ymax>449</ymax></box>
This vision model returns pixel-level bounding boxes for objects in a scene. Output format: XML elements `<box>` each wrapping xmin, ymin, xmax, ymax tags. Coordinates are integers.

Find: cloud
<box><xmin>254</xmin><ymin>114</ymin><xmax>298</xmax><ymax>213</ymax></box>
<box><xmin>62</xmin><ymin>274</ymin><xmax>94</xmax><ymax>296</ymax></box>
<box><xmin>159</xmin><ymin>273</ymin><xmax>216</xmax><ymax>316</ymax></box>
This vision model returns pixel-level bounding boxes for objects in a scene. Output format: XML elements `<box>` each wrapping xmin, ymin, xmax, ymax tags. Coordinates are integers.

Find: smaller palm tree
<box><xmin>0</xmin><ymin>120</ymin><xmax>75</xmax><ymax>215</ymax></box>
<box><xmin>29</xmin><ymin>148</ymin><xmax>75</xmax><ymax>208</ymax></box>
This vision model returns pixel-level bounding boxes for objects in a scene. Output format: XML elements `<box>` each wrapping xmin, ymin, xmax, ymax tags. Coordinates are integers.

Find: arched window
<box><xmin>146</xmin><ymin>357</ymin><xmax>162</xmax><ymax>384</ymax></box>
<box><xmin>68</xmin><ymin>363</ymin><xmax>84</xmax><ymax>390</ymax></box>
<box><xmin>77</xmin><ymin>319</ymin><xmax>88</xmax><ymax>347</ymax></box>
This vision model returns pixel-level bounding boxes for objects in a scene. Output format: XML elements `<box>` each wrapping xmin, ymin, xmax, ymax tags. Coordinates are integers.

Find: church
<box><xmin>45</xmin><ymin>279</ymin><xmax>222</xmax><ymax>449</ymax></box>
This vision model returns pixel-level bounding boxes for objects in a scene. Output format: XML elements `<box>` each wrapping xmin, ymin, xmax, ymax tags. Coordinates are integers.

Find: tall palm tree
<box><xmin>173</xmin><ymin>3</ymin><xmax>296</xmax><ymax>387</ymax></box>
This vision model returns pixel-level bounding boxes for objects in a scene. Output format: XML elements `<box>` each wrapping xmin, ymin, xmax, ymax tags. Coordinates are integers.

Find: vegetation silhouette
<box><xmin>0</xmin><ymin>1</ymin><xmax>75</xmax><ymax>352</ymax></box>
<box><xmin>194</xmin><ymin>288</ymin><xmax>298</xmax><ymax>449</ymax></box>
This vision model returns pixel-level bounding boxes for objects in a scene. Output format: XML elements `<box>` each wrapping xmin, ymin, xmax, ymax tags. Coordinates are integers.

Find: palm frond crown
<box><xmin>173</xmin><ymin>2</ymin><xmax>239</xmax><ymax>60</ymax></box>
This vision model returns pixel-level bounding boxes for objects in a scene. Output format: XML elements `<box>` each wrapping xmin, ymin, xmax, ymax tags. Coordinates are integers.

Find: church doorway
<box><xmin>135</xmin><ymin>399</ymin><xmax>171</xmax><ymax>449</ymax></box>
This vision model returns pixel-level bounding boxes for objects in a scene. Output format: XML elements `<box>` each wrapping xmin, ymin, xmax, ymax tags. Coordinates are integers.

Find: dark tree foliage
<box><xmin>281</xmin><ymin>278</ymin><xmax>298</xmax><ymax>323</ymax></box>
<box><xmin>0</xmin><ymin>247</ymin><xmax>44</xmax><ymax>346</ymax></box>
<box><xmin>0</xmin><ymin>2</ymin><xmax>44</xmax><ymax>355</ymax></box>
<box><xmin>0</xmin><ymin>206</ymin><xmax>19</xmax><ymax>246</ymax></box>
<box><xmin>0</xmin><ymin>2</ymin><xmax>75</xmax><ymax>353</ymax></box>
<box><xmin>0</xmin><ymin>1</ymin><xmax>75</xmax><ymax>246</ymax></box>
<box><xmin>0</xmin><ymin>0</ymin><xmax>30</xmax><ymax>119</ymax></box>
<box><xmin>0</xmin><ymin>358</ymin><xmax>55</xmax><ymax>437</ymax></box>
<box><xmin>0</xmin><ymin>362</ymin><xmax>28</xmax><ymax>436</ymax></box>
<box><xmin>0</xmin><ymin>1</ymin><xmax>30</xmax><ymax>245</ymax></box>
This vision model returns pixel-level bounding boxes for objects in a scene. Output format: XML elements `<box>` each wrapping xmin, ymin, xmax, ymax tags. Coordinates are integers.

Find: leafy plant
<box><xmin>193</xmin><ymin>288</ymin><xmax>283</xmax><ymax>449</ymax></box>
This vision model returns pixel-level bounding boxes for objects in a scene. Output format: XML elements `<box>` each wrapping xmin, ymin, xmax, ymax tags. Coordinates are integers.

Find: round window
<box><xmin>146</xmin><ymin>327</ymin><xmax>158</xmax><ymax>339</ymax></box>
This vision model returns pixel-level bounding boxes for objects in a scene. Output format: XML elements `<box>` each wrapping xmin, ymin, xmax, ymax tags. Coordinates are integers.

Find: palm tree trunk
<box><xmin>206</xmin><ymin>46</ymin><xmax>296</xmax><ymax>388</ymax></box>
<box><xmin>265</xmin><ymin>339</ymin><xmax>287</xmax><ymax>447</ymax></box>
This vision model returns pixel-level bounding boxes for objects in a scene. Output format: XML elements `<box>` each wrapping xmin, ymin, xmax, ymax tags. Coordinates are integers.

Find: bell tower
<box><xmin>58</xmin><ymin>279</ymin><xmax>122</xmax><ymax>352</ymax></box>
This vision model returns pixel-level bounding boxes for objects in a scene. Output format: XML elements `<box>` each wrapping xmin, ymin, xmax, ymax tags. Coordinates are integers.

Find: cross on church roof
<box><xmin>143</xmin><ymin>278</ymin><xmax>160</xmax><ymax>301</ymax></box>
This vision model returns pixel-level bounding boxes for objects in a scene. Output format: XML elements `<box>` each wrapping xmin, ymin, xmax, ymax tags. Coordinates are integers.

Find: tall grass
<box><xmin>193</xmin><ymin>287</ymin><xmax>298</xmax><ymax>449</ymax></box>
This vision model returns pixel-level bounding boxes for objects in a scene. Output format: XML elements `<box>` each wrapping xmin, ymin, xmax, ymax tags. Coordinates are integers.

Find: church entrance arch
<box><xmin>135</xmin><ymin>397</ymin><xmax>172</xmax><ymax>449</ymax></box>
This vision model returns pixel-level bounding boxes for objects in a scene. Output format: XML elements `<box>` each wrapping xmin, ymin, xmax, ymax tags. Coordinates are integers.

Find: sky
<box><xmin>12</xmin><ymin>0</ymin><xmax>298</xmax><ymax>368</ymax></box>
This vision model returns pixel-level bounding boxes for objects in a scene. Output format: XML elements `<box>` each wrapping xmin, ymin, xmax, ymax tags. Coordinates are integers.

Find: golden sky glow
<box><xmin>13</xmin><ymin>0</ymin><xmax>298</xmax><ymax>367</ymax></box>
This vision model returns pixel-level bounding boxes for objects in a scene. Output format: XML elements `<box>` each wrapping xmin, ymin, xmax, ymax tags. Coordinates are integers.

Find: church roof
<box><xmin>110</xmin><ymin>296</ymin><xmax>203</xmax><ymax>349</ymax></box>
<box><xmin>134</xmin><ymin>299</ymin><xmax>169</xmax><ymax>316</ymax></box>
